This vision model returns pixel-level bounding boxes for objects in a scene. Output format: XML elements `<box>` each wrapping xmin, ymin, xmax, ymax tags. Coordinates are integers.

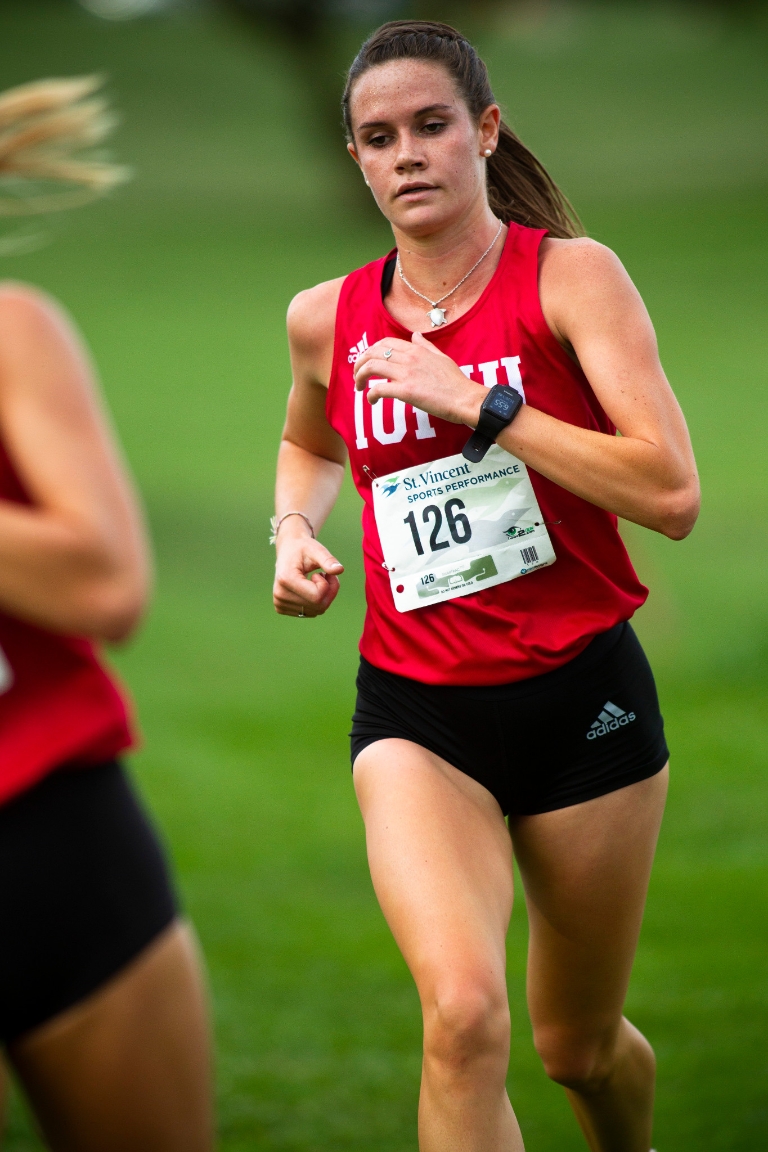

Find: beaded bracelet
<box><xmin>269</xmin><ymin>511</ymin><xmax>315</xmax><ymax>545</ymax></box>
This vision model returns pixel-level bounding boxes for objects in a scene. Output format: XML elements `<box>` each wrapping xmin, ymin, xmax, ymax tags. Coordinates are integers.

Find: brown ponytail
<box><xmin>342</xmin><ymin>20</ymin><xmax>583</xmax><ymax>240</ymax></box>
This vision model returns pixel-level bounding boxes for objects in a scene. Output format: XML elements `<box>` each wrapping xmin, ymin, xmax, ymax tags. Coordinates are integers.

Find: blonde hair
<box><xmin>0</xmin><ymin>76</ymin><xmax>129</xmax><ymax>216</ymax></box>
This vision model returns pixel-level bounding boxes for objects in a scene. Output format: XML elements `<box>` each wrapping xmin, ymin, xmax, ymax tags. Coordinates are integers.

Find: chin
<box><xmin>390</xmin><ymin>201</ymin><xmax>459</xmax><ymax>237</ymax></box>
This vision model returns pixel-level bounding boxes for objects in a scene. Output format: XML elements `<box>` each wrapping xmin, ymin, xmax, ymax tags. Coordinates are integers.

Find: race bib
<box><xmin>372</xmin><ymin>444</ymin><xmax>556</xmax><ymax>613</ymax></box>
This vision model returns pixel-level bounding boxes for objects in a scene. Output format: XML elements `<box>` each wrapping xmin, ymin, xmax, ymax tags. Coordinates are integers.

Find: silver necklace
<box><xmin>397</xmin><ymin>218</ymin><xmax>504</xmax><ymax>328</ymax></box>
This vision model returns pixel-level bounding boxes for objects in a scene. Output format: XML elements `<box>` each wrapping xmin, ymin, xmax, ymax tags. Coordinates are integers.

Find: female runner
<box><xmin>273</xmin><ymin>21</ymin><xmax>699</xmax><ymax>1152</ymax></box>
<box><xmin>0</xmin><ymin>78</ymin><xmax>212</xmax><ymax>1150</ymax></box>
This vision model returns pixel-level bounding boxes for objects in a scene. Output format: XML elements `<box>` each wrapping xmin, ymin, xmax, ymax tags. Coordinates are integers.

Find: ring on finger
<box><xmin>383</xmin><ymin>347</ymin><xmax>393</xmax><ymax>359</ymax></box>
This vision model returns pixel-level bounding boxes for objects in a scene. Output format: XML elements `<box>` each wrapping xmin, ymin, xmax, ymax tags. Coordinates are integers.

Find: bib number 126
<box><xmin>372</xmin><ymin>443</ymin><xmax>556</xmax><ymax>613</ymax></box>
<box><xmin>403</xmin><ymin>498</ymin><xmax>472</xmax><ymax>557</ymax></box>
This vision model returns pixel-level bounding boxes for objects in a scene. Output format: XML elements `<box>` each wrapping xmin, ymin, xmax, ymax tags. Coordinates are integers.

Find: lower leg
<box><xmin>513</xmin><ymin>770</ymin><xmax>668</xmax><ymax>1152</ymax></box>
<box><xmin>560</xmin><ymin>1018</ymin><xmax>655</xmax><ymax>1152</ymax></box>
<box><xmin>418</xmin><ymin>998</ymin><xmax>523</xmax><ymax>1152</ymax></box>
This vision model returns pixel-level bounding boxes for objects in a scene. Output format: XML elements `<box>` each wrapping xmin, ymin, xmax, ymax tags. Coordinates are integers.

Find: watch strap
<box><xmin>462</xmin><ymin>386</ymin><xmax>524</xmax><ymax>462</ymax></box>
<box><xmin>462</xmin><ymin>427</ymin><xmax>494</xmax><ymax>463</ymax></box>
<box><xmin>476</xmin><ymin>405</ymin><xmax>512</xmax><ymax>441</ymax></box>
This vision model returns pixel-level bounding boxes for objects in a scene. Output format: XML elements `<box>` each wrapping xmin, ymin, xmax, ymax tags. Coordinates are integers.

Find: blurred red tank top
<box><xmin>0</xmin><ymin>441</ymin><xmax>134</xmax><ymax>806</ymax></box>
<box><xmin>326</xmin><ymin>222</ymin><xmax>647</xmax><ymax>686</ymax></box>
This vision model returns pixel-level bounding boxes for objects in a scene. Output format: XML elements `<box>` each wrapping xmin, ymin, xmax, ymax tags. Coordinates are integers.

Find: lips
<box><xmin>396</xmin><ymin>183</ymin><xmax>436</xmax><ymax>197</ymax></box>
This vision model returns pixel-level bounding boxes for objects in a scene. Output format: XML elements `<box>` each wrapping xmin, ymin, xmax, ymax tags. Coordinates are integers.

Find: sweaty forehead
<box><xmin>350</xmin><ymin>60</ymin><xmax>460</xmax><ymax>126</ymax></box>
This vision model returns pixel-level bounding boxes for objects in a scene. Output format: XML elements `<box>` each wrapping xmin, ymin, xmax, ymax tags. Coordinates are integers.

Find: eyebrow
<box><xmin>357</xmin><ymin>104</ymin><xmax>454</xmax><ymax>131</ymax></box>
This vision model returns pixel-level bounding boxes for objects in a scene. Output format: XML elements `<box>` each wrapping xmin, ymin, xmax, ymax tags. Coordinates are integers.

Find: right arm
<box><xmin>273</xmin><ymin>278</ymin><xmax>347</xmax><ymax>619</ymax></box>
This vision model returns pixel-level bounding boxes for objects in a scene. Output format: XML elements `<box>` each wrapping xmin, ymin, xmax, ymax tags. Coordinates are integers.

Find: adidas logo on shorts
<box><xmin>587</xmin><ymin>700</ymin><xmax>636</xmax><ymax>740</ymax></box>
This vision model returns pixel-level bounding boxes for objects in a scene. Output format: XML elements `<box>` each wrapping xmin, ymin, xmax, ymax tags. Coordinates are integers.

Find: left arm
<box><xmin>0</xmin><ymin>284</ymin><xmax>151</xmax><ymax>641</ymax></box>
<box><xmin>353</xmin><ymin>239</ymin><xmax>700</xmax><ymax>541</ymax></box>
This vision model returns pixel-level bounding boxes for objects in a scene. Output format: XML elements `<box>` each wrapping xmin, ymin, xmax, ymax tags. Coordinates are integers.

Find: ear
<box><xmin>478</xmin><ymin>104</ymin><xmax>501</xmax><ymax>156</ymax></box>
<box><xmin>348</xmin><ymin>142</ymin><xmax>371</xmax><ymax>187</ymax></box>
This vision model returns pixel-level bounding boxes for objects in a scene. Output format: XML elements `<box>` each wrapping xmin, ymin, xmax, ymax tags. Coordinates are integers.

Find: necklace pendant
<box><xmin>428</xmin><ymin>307</ymin><xmax>447</xmax><ymax>328</ymax></box>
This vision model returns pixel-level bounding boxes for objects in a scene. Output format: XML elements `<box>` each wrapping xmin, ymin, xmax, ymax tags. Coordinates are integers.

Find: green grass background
<box><xmin>1</xmin><ymin>1</ymin><xmax>766</xmax><ymax>1148</ymax></box>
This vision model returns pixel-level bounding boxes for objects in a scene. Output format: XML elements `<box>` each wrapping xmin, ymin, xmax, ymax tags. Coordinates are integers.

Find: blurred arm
<box><xmin>0</xmin><ymin>284</ymin><xmax>151</xmax><ymax>642</ymax></box>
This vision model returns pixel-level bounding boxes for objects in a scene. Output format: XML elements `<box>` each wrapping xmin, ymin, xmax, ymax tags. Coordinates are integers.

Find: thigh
<box><xmin>510</xmin><ymin>767</ymin><xmax>668</xmax><ymax>1040</ymax></box>
<box><xmin>354</xmin><ymin>738</ymin><xmax>514</xmax><ymax>997</ymax></box>
<box><xmin>8</xmin><ymin>921</ymin><xmax>213</xmax><ymax>1152</ymax></box>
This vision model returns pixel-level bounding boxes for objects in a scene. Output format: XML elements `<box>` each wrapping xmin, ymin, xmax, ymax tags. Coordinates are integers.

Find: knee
<box><xmin>533</xmin><ymin>1023</ymin><xmax>617</xmax><ymax>1092</ymax></box>
<box><xmin>424</xmin><ymin>979</ymin><xmax>510</xmax><ymax>1076</ymax></box>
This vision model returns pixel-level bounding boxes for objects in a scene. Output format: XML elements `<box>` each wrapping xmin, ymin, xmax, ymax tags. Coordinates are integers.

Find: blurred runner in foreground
<box><xmin>272</xmin><ymin>20</ymin><xmax>699</xmax><ymax>1152</ymax></box>
<box><xmin>0</xmin><ymin>78</ymin><xmax>213</xmax><ymax>1151</ymax></box>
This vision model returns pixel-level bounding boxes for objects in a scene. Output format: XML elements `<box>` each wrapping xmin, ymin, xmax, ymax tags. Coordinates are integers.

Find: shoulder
<box><xmin>538</xmin><ymin>237</ymin><xmax>638</xmax><ymax>309</ymax></box>
<box><xmin>0</xmin><ymin>282</ymin><xmax>97</xmax><ymax>414</ymax></box>
<box><xmin>539</xmin><ymin>237</ymin><xmax>630</xmax><ymax>291</ymax></box>
<box><xmin>286</xmin><ymin>276</ymin><xmax>346</xmax><ymax>359</ymax></box>
<box><xmin>0</xmin><ymin>280</ymin><xmax>61</xmax><ymax>328</ymax></box>
<box><xmin>0</xmin><ymin>281</ymin><xmax>81</xmax><ymax>356</ymax></box>
<box><xmin>538</xmin><ymin>238</ymin><xmax>644</xmax><ymax>345</ymax></box>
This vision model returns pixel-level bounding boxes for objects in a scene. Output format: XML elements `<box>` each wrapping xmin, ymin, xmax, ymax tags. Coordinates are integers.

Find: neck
<box><xmin>391</xmin><ymin>201</ymin><xmax>501</xmax><ymax>301</ymax></box>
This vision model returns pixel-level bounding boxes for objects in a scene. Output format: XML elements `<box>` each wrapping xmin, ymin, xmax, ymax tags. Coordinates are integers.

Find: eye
<box><xmin>367</xmin><ymin>133</ymin><xmax>390</xmax><ymax>148</ymax></box>
<box><xmin>422</xmin><ymin>120</ymin><xmax>446</xmax><ymax>135</ymax></box>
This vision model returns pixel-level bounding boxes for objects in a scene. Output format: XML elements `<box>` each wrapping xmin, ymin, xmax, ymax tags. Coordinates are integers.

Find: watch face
<box><xmin>488</xmin><ymin>390</ymin><xmax>517</xmax><ymax>418</ymax></box>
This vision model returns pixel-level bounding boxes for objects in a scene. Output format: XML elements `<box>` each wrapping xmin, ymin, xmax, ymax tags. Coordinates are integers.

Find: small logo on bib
<box><xmin>587</xmin><ymin>701</ymin><xmax>636</xmax><ymax>740</ymax></box>
<box><xmin>382</xmin><ymin>476</ymin><xmax>400</xmax><ymax>497</ymax></box>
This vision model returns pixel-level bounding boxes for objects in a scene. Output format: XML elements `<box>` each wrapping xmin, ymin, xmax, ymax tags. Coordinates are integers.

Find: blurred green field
<box><xmin>1</xmin><ymin>2</ymin><xmax>767</xmax><ymax>1149</ymax></box>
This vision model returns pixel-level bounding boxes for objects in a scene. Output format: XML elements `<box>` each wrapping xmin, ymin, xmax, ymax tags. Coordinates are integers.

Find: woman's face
<box><xmin>347</xmin><ymin>59</ymin><xmax>499</xmax><ymax>237</ymax></box>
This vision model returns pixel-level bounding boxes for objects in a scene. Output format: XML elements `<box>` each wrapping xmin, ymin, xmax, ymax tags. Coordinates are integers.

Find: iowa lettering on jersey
<box><xmin>350</xmin><ymin>333</ymin><xmax>526</xmax><ymax>451</ymax></box>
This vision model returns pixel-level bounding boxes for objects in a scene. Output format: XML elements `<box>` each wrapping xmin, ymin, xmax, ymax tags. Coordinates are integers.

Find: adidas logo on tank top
<box><xmin>587</xmin><ymin>701</ymin><xmax>636</xmax><ymax>740</ymax></box>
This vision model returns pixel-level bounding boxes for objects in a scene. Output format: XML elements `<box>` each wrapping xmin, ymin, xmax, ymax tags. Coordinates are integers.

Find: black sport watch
<box><xmin>462</xmin><ymin>384</ymin><xmax>523</xmax><ymax>462</ymax></box>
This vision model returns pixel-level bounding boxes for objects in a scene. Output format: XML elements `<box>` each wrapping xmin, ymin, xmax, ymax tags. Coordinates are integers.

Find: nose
<box><xmin>394</xmin><ymin>132</ymin><xmax>426</xmax><ymax>173</ymax></box>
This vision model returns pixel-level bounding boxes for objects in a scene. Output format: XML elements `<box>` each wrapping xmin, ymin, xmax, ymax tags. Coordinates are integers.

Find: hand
<box><xmin>353</xmin><ymin>332</ymin><xmax>485</xmax><ymax>427</ymax></box>
<box><xmin>273</xmin><ymin>531</ymin><xmax>344</xmax><ymax>618</ymax></box>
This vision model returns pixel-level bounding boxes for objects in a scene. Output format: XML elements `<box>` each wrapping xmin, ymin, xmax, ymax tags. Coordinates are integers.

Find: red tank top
<box><xmin>0</xmin><ymin>441</ymin><xmax>134</xmax><ymax>806</ymax></box>
<box><xmin>326</xmin><ymin>222</ymin><xmax>647</xmax><ymax>686</ymax></box>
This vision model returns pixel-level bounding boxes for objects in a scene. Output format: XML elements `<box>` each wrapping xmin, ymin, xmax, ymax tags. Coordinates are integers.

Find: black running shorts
<box><xmin>0</xmin><ymin>760</ymin><xmax>178</xmax><ymax>1043</ymax></box>
<box><xmin>350</xmin><ymin>622</ymin><xmax>669</xmax><ymax>816</ymax></box>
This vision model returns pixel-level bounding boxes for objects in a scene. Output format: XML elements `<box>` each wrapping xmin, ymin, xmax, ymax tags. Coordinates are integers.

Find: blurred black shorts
<box><xmin>0</xmin><ymin>760</ymin><xmax>177</xmax><ymax>1043</ymax></box>
<box><xmin>350</xmin><ymin>622</ymin><xmax>668</xmax><ymax>817</ymax></box>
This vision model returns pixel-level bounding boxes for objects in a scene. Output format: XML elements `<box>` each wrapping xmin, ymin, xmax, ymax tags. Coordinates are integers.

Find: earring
<box><xmin>484</xmin><ymin>149</ymin><xmax>492</xmax><ymax>157</ymax></box>
<box><xmin>365</xmin><ymin>178</ymin><xmax>370</xmax><ymax>186</ymax></box>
